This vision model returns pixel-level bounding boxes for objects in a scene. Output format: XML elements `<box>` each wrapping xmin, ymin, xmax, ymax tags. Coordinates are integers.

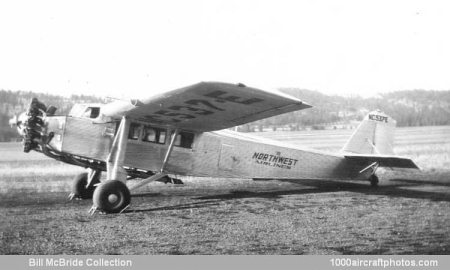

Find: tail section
<box><xmin>341</xmin><ymin>111</ymin><xmax>419</xmax><ymax>184</ymax></box>
<box><xmin>341</xmin><ymin>110</ymin><xmax>395</xmax><ymax>155</ymax></box>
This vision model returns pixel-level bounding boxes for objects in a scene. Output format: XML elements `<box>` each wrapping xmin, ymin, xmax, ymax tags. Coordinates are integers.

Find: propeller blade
<box><xmin>8</xmin><ymin>115</ymin><xmax>18</xmax><ymax>127</ymax></box>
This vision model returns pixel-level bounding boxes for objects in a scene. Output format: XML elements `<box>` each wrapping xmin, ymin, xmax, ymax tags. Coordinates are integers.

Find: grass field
<box><xmin>0</xmin><ymin>126</ymin><xmax>449</xmax><ymax>254</ymax></box>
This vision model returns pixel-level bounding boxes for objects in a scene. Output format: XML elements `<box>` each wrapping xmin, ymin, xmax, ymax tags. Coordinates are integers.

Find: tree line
<box><xmin>249</xmin><ymin>88</ymin><xmax>450</xmax><ymax>130</ymax></box>
<box><xmin>0</xmin><ymin>90</ymin><xmax>103</xmax><ymax>141</ymax></box>
<box><xmin>1</xmin><ymin>88</ymin><xmax>449</xmax><ymax>141</ymax></box>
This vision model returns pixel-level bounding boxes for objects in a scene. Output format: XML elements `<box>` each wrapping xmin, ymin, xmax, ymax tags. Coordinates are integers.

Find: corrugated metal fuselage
<box><xmin>47</xmin><ymin>116</ymin><xmax>362</xmax><ymax>181</ymax></box>
<box><xmin>161</xmin><ymin>130</ymin><xmax>358</xmax><ymax>180</ymax></box>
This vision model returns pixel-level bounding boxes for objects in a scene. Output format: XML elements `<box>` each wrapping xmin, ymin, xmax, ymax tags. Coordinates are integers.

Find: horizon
<box><xmin>2</xmin><ymin>85</ymin><xmax>449</xmax><ymax>102</ymax></box>
<box><xmin>1</xmin><ymin>0</ymin><xmax>450</xmax><ymax>99</ymax></box>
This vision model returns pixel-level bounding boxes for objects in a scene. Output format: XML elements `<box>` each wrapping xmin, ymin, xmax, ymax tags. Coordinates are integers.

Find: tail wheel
<box><xmin>93</xmin><ymin>180</ymin><xmax>131</xmax><ymax>213</ymax></box>
<box><xmin>370</xmin><ymin>174</ymin><xmax>379</xmax><ymax>187</ymax></box>
<box><xmin>72</xmin><ymin>172</ymin><xmax>99</xmax><ymax>199</ymax></box>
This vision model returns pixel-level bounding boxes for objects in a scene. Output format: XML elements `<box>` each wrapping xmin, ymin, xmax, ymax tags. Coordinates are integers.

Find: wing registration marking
<box><xmin>142</xmin><ymin>90</ymin><xmax>265</xmax><ymax>124</ymax></box>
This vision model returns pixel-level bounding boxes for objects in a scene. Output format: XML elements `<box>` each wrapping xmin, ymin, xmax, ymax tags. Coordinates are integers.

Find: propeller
<box><xmin>10</xmin><ymin>98</ymin><xmax>58</xmax><ymax>152</ymax></box>
<box><xmin>8</xmin><ymin>115</ymin><xmax>18</xmax><ymax>128</ymax></box>
<box><xmin>9</xmin><ymin>112</ymin><xmax>28</xmax><ymax>136</ymax></box>
<box><xmin>11</xmin><ymin>98</ymin><xmax>49</xmax><ymax>152</ymax></box>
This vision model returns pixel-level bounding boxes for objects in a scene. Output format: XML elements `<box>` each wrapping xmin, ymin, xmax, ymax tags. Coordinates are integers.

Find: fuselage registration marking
<box><xmin>369</xmin><ymin>114</ymin><xmax>388</xmax><ymax>123</ymax></box>
<box><xmin>252</xmin><ymin>152</ymin><xmax>298</xmax><ymax>170</ymax></box>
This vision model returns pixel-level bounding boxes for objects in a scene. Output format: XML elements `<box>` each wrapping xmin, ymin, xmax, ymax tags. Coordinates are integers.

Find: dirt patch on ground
<box><xmin>1</xmin><ymin>172</ymin><xmax>450</xmax><ymax>254</ymax></box>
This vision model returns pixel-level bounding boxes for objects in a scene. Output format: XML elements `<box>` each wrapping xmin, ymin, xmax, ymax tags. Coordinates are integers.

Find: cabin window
<box><xmin>143</xmin><ymin>127</ymin><xmax>157</xmax><ymax>142</ymax></box>
<box><xmin>159</xmin><ymin>130</ymin><xmax>167</xmax><ymax>144</ymax></box>
<box><xmin>143</xmin><ymin>126</ymin><xmax>166</xmax><ymax>144</ymax></box>
<box><xmin>173</xmin><ymin>131</ymin><xmax>194</xmax><ymax>148</ymax></box>
<box><xmin>128</xmin><ymin>123</ymin><xmax>141</xmax><ymax>140</ymax></box>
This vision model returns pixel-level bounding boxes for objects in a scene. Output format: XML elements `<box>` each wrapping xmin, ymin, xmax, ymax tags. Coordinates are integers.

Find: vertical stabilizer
<box><xmin>341</xmin><ymin>110</ymin><xmax>396</xmax><ymax>155</ymax></box>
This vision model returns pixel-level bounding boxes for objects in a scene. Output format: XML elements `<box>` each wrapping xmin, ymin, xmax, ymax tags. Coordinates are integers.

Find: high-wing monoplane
<box><xmin>10</xmin><ymin>82</ymin><xmax>419</xmax><ymax>213</ymax></box>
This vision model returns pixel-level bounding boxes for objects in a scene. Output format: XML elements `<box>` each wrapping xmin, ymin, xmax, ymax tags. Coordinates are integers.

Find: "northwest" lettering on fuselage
<box><xmin>252</xmin><ymin>152</ymin><xmax>298</xmax><ymax>170</ymax></box>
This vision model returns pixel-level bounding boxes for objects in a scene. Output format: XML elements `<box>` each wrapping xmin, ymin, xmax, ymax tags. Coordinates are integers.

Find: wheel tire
<box><xmin>370</xmin><ymin>175</ymin><xmax>379</xmax><ymax>187</ymax></box>
<box><xmin>93</xmin><ymin>180</ymin><xmax>131</xmax><ymax>213</ymax></box>
<box><xmin>72</xmin><ymin>173</ymin><xmax>97</xmax><ymax>199</ymax></box>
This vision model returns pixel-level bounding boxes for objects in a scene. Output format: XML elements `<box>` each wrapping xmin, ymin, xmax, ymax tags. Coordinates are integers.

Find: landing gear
<box><xmin>89</xmin><ymin>117</ymin><xmax>180</xmax><ymax>214</ymax></box>
<box><xmin>92</xmin><ymin>180</ymin><xmax>131</xmax><ymax>213</ymax></box>
<box><xmin>69</xmin><ymin>170</ymin><xmax>101</xmax><ymax>200</ymax></box>
<box><xmin>370</xmin><ymin>174</ymin><xmax>379</xmax><ymax>187</ymax></box>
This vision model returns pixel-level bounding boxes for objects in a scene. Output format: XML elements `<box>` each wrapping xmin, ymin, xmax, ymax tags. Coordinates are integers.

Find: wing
<box><xmin>101</xmin><ymin>82</ymin><xmax>311</xmax><ymax>132</ymax></box>
<box><xmin>345</xmin><ymin>154</ymin><xmax>419</xmax><ymax>169</ymax></box>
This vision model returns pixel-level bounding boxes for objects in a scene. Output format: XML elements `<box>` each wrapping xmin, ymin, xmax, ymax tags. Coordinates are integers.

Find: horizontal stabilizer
<box><xmin>345</xmin><ymin>154</ymin><xmax>419</xmax><ymax>169</ymax></box>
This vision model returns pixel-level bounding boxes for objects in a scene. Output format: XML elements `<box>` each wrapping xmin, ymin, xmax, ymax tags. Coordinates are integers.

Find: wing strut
<box><xmin>129</xmin><ymin>129</ymin><xmax>179</xmax><ymax>191</ymax></box>
<box><xmin>161</xmin><ymin>129</ymin><xmax>179</xmax><ymax>173</ymax></box>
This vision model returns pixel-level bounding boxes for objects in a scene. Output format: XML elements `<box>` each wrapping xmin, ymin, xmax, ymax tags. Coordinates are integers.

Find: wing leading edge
<box><xmin>101</xmin><ymin>82</ymin><xmax>311</xmax><ymax>132</ymax></box>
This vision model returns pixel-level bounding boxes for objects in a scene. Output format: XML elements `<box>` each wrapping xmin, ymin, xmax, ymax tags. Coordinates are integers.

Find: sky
<box><xmin>0</xmin><ymin>0</ymin><xmax>450</xmax><ymax>99</ymax></box>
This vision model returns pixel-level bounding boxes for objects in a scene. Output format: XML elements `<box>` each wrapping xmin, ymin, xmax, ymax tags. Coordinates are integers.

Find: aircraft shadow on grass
<box><xmin>127</xmin><ymin>178</ymin><xmax>450</xmax><ymax>213</ymax></box>
<box><xmin>195</xmin><ymin>178</ymin><xmax>450</xmax><ymax>203</ymax></box>
<box><xmin>124</xmin><ymin>199</ymin><xmax>220</xmax><ymax>213</ymax></box>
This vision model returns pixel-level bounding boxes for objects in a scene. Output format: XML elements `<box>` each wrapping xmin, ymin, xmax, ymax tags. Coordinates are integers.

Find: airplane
<box><xmin>10</xmin><ymin>82</ymin><xmax>419</xmax><ymax>214</ymax></box>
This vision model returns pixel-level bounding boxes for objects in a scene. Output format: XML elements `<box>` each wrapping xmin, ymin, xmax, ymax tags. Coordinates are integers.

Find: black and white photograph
<box><xmin>0</xmin><ymin>0</ymin><xmax>450</xmax><ymax>264</ymax></box>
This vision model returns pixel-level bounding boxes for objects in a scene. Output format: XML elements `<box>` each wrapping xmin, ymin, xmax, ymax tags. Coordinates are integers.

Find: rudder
<box><xmin>341</xmin><ymin>110</ymin><xmax>396</xmax><ymax>155</ymax></box>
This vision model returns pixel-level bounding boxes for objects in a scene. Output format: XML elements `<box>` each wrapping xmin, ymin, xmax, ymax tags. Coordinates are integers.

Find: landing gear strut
<box><xmin>370</xmin><ymin>174</ymin><xmax>379</xmax><ymax>187</ymax></box>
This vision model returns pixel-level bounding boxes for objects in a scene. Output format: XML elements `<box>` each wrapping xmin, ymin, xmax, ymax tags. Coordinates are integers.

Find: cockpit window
<box><xmin>69</xmin><ymin>104</ymin><xmax>101</xmax><ymax>118</ymax></box>
<box><xmin>82</xmin><ymin>107</ymin><xmax>100</xmax><ymax>118</ymax></box>
<box><xmin>89</xmin><ymin>107</ymin><xmax>100</xmax><ymax>118</ymax></box>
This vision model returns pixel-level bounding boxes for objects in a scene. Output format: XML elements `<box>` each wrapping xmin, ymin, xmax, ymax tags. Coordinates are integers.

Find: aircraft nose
<box><xmin>16</xmin><ymin>98</ymin><xmax>49</xmax><ymax>152</ymax></box>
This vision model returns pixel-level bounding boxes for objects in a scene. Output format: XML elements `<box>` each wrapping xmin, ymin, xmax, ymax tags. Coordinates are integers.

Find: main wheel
<box><xmin>71</xmin><ymin>172</ymin><xmax>99</xmax><ymax>199</ymax></box>
<box><xmin>370</xmin><ymin>174</ymin><xmax>379</xmax><ymax>187</ymax></box>
<box><xmin>93</xmin><ymin>180</ymin><xmax>131</xmax><ymax>213</ymax></box>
